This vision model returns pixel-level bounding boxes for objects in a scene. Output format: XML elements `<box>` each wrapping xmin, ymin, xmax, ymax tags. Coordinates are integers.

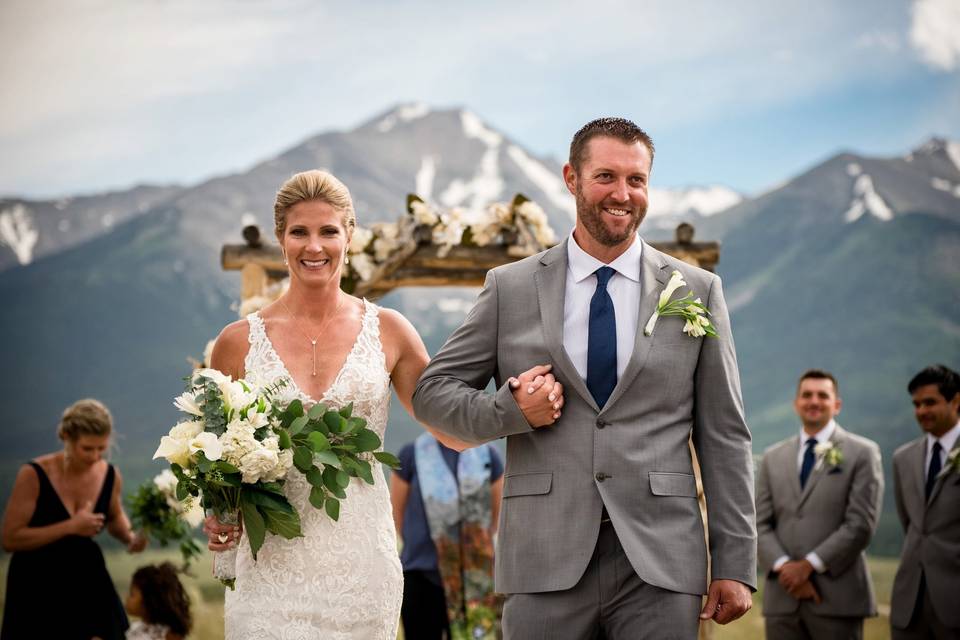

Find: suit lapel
<box><xmin>534</xmin><ymin>241</ymin><xmax>598</xmax><ymax>411</ymax></box>
<box><xmin>797</xmin><ymin>426</ymin><xmax>845</xmax><ymax>508</ymax></box>
<box><xmin>602</xmin><ymin>245</ymin><xmax>669</xmax><ymax>411</ymax></box>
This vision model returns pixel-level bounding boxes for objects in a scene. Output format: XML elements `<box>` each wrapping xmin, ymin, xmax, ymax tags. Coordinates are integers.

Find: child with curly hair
<box><xmin>124</xmin><ymin>563</ymin><xmax>192</xmax><ymax>640</ymax></box>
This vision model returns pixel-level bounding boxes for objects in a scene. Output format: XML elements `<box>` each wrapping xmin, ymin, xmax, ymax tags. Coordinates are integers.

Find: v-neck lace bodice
<box><xmin>224</xmin><ymin>300</ymin><xmax>402</xmax><ymax>640</ymax></box>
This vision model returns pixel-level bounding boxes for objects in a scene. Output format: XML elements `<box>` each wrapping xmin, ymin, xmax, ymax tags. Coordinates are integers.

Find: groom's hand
<box><xmin>699</xmin><ymin>579</ymin><xmax>751</xmax><ymax>624</ymax></box>
<box><xmin>508</xmin><ymin>364</ymin><xmax>564</xmax><ymax>428</ymax></box>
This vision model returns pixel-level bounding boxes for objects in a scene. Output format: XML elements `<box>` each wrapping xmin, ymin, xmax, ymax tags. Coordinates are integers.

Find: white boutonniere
<box><xmin>937</xmin><ymin>448</ymin><xmax>960</xmax><ymax>479</ymax></box>
<box><xmin>814</xmin><ymin>441</ymin><xmax>844</xmax><ymax>470</ymax></box>
<box><xmin>643</xmin><ymin>270</ymin><xmax>718</xmax><ymax>338</ymax></box>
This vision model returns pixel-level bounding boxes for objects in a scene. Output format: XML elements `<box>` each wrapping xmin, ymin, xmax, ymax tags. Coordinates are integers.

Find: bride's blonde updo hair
<box><xmin>274</xmin><ymin>170</ymin><xmax>357</xmax><ymax>239</ymax></box>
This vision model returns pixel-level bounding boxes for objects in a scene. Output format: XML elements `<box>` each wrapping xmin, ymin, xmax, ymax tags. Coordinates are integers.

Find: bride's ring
<box><xmin>218</xmin><ymin>533</ymin><xmax>230</xmax><ymax>543</ymax></box>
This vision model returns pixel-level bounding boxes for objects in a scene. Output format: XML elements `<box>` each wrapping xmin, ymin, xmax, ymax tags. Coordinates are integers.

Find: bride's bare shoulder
<box><xmin>210</xmin><ymin>318</ymin><xmax>251</xmax><ymax>378</ymax></box>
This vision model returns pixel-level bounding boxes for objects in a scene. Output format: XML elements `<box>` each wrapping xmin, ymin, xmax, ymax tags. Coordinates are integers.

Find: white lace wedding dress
<box><xmin>224</xmin><ymin>301</ymin><xmax>403</xmax><ymax>639</ymax></box>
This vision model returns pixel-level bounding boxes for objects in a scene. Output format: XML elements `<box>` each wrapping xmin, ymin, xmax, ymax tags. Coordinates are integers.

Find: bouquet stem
<box><xmin>212</xmin><ymin>509</ymin><xmax>240</xmax><ymax>590</ymax></box>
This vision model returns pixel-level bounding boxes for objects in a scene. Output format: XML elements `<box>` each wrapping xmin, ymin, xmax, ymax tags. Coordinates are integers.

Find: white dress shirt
<box><xmin>772</xmin><ymin>419</ymin><xmax>838</xmax><ymax>574</ymax></box>
<box><xmin>927</xmin><ymin>420</ymin><xmax>960</xmax><ymax>474</ymax></box>
<box><xmin>563</xmin><ymin>231</ymin><xmax>643</xmax><ymax>384</ymax></box>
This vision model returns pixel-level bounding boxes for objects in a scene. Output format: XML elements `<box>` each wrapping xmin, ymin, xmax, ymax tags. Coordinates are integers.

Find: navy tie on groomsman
<box><xmin>891</xmin><ymin>364</ymin><xmax>960</xmax><ymax>639</ymax></box>
<box><xmin>756</xmin><ymin>369</ymin><xmax>883</xmax><ymax>640</ymax></box>
<box><xmin>586</xmin><ymin>266</ymin><xmax>617</xmax><ymax>408</ymax></box>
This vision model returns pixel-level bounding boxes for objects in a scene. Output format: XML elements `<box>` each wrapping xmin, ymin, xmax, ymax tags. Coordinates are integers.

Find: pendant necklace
<box><xmin>279</xmin><ymin>295</ymin><xmax>345</xmax><ymax>376</ymax></box>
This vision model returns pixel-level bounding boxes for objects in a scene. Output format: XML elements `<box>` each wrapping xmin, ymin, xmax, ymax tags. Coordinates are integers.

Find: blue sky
<box><xmin>1</xmin><ymin>0</ymin><xmax>958</xmax><ymax>198</ymax></box>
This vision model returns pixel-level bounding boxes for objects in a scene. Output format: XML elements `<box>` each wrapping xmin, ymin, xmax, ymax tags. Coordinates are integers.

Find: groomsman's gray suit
<box><xmin>756</xmin><ymin>424</ymin><xmax>882</xmax><ymax>637</ymax></box>
<box><xmin>413</xmin><ymin>240</ymin><xmax>756</xmax><ymax>630</ymax></box>
<box><xmin>890</xmin><ymin>436</ymin><xmax>960</xmax><ymax>636</ymax></box>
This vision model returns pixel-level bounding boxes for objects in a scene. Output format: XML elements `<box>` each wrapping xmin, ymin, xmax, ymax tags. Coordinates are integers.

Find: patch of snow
<box><xmin>648</xmin><ymin>186</ymin><xmax>742</xmax><ymax>218</ymax></box>
<box><xmin>506</xmin><ymin>145</ymin><xmax>576</xmax><ymax>220</ymax></box>
<box><xmin>58</xmin><ymin>219</ymin><xmax>71</xmax><ymax>232</ymax></box>
<box><xmin>460</xmin><ymin>111</ymin><xmax>502</xmax><ymax>147</ymax></box>
<box><xmin>377</xmin><ymin>103</ymin><xmax>430</xmax><ymax>133</ymax></box>
<box><xmin>844</xmin><ymin>174</ymin><xmax>893</xmax><ymax>222</ymax></box>
<box><xmin>102</xmin><ymin>213</ymin><xmax>115</xmax><ymax>228</ymax></box>
<box><xmin>415</xmin><ymin>155</ymin><xmax>437</xmax><ymax>200</ymax></box>
<box><xmin>931</xmin><ymin>177</ymin><xmax>952</xmax><ymax>191</ymax></box>
<box><xmin>54</xmin><ymin>198</ymin><xmax>71</xmax><ymax>210</ymax></box>
<box><xmin>947</xmin><ymin>141</ymin><xmax>960</xmax><ymax>174</ymax></box>
<box><xmin>436</xmin><ymin>297</ymin><xmax>475</xmax><ymax>315</ymax></box>
<box><xmin>0</xmin><ymin>204</ymin><xmax>39</xmax><ymax>265</ymax></box>
<box><xmin>846</xmin><ymin>163</ymin><xmax>862</xmax><ymax>176</ymax></box>
<box><xmin>240</xmin><ymin>213</ymin><xmax>257</xmax><ymax>227</ymax></box>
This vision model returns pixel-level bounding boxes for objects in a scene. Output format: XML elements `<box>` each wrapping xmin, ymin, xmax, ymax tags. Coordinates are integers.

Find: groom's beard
<box><xmin>575</xmin><ymin>186</ymin><xmax>647</xmax><ymax>247</ymax></box>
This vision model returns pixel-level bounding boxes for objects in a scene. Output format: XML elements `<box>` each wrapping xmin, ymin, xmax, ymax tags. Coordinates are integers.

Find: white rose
<box><xmin>220</xmin><ymin>420</ymin><xmax>259</xmax><ymax>467</ymax></box>
<box><xmin>169</xmin><ymin>420</ymin><xmax>204</xmax><ymax>441</ymax></box>
<box><xmin>153</xmin><ymin>469</ymin><xmax>179</xmax><ymax>495</ymax></box>
<box><xmin>239</xmin><ymin>445</ymin><xmax>281</xmax><ymax>484</ymax></box>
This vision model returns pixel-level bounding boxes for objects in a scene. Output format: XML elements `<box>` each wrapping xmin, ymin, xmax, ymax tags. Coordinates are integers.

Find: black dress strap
<box><xmin>94</xmin><ymin>464</ymin><xmax>115</xmax><ymax>515</ymax></box>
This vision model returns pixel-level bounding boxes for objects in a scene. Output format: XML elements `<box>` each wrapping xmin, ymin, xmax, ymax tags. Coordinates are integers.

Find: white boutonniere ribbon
<box><xmin>643</xmin><ymin>270</ymin><xmax>718</xmax><ymax>338</ymax></box>
<box><xmin>814</xmin><ymin>441</ymin><xmax>844</xmax><ymax>470</ymax></box>
<box><xmin>937</xmin><ymin>448</ymin><xmax>960</xmax><ymax>480</ymax></box>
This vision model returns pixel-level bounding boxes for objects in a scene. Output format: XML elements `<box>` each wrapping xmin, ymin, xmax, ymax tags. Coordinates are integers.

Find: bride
<box><xmin>204</xmin><ymin>170</ymin><xmax>466</xmax><ymax>639</ymax></box>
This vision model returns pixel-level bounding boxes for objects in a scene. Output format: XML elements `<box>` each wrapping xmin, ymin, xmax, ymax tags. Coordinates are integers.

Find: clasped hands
<box><xmin>508</xmin><ymin>364</ymin><xmax>565</xmax><ymax>428</ymax></box>
<box><xmin>778</xmin><ymin>559</ymin><xmax>821</xmax><ymax>603</ymax></box>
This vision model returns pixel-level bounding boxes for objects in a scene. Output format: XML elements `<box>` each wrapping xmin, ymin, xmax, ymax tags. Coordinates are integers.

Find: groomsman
<box><xmin>890</xmin><ymin>364</ymin><xmax>960</xmax><ymax>639</ymax></box>
<box><xmin>756</xmin><ymin>369</ymin><xmax>883</xmax><ymax>639</ymax></box>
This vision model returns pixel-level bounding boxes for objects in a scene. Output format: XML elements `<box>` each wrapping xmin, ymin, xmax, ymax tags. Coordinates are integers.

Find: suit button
<box><xmin>596</xmin><ymin>419</ymin><xmax>607</xmax><ymax>429</ymax></box>
<box><xmin>596</xmin><ymin>472</ymin><xmax>607</xmax><ymax>482</ymax></box>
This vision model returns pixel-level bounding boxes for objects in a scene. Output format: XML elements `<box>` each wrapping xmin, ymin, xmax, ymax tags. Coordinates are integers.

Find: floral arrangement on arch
<box><xmin>344</xmin><ymin>194</ymin><xmax>557</xmax><ymax>283</ymax></box>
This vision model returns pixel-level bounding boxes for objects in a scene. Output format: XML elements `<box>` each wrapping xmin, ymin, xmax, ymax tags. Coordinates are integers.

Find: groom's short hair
<box><xmin>908</xmin><ymin>364</ymin><xmax>959</xmax><ymax>401</ymax></box>
<box><xmin>569</xmin><ymin>117</ymin><xmax>655</xmax><ymax>175</ymax></box>
<box><xmin>797</xmin><ymin>369</ymin><xmax>839</xmax><ymax>396</ymax></box>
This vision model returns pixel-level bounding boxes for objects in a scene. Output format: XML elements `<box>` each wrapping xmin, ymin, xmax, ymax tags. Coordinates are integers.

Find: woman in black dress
<box><xmin>1</xmin><ymin>398</ymin><xmax>147</xmax><ymax>639</ymax></box>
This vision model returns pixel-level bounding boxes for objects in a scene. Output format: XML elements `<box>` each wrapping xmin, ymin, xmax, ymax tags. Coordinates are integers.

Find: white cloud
<box><xmin>855</xmin><ymin>31</ymin><xmax>902</xmax><ymax>52</ymax></box>
<box><xmin>910</xmin><ymin>0</ymin><xmax>960</xmax><ymax>70</ymax></box>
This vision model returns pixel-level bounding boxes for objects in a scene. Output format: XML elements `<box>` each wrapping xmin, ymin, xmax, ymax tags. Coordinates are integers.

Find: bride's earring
<box><xmin>344</xmin><ymin>253</ymin><xmax>350</xmax><ymax>265</ymax></box>
<box><xmin>282</xmin><ymin>250</ymin><xmax>288</xmax><ymax>266</ymax></box>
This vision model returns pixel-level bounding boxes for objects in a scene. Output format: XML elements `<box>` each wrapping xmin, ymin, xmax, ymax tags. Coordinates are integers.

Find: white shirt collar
<box><xmin>800</xmin><ymin>419</ymin><xmax>837</xmax><ymax>445</ymax></box>
<box><xmin>928</xmin><ymin>420</ymin><xmax>960</xmax><ymax>456</ymax></box>
<box><xmin>567</xmin><ymin>231</ymin><xmax>643</xmax><ymax>284</ymax></box>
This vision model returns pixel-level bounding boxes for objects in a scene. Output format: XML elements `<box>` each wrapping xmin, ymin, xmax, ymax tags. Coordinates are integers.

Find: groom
<box><xmin>413</xmin><ymin>117</ymin><xmax>756</xmax><ymax>639</ymax></box>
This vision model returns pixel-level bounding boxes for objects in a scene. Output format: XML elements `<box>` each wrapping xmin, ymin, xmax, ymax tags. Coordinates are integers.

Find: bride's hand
<box><xmin>203</xmin><ymin>513</ymin><xmax>242</xmax><ymax>551</ymax></box>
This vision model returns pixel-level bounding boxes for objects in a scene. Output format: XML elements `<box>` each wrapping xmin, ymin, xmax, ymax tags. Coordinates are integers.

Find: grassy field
<box><xmin>0</xmin><ymin>550</ymin><xmax>898</xmax><ymax>639</ymax></box>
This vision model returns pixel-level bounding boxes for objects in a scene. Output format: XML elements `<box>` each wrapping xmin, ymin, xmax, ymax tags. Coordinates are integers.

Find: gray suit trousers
<box><xmin>502</xmin><ymin>521</ymin><xmax>702</xmax><ymax>640</ymax></box>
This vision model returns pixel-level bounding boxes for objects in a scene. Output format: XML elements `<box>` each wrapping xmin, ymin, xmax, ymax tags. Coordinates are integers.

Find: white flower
<box><xmin>153</xmin><ymin>469</ymin><xmax>179</xmax><ymax>495</ymax></box>
<box><xmin>410</xmin><ymin>200</ymin><xmax>439</xmax><ymax>226</ymax></box>
<box><xmin>202</xmin><ymin>339</ymin><xmax>216</xmax><ymax>368</ymax></box>
<box><xmin>173</xmin><ymin>391</ymin><xmax>203</xmax><ymax>417</ymax></box>
<box><xmin>350</xmin><ymin>253</ymin><xmax>376</xmax><ymax>281</ymax></box>
<box><xmin>658</xmin><ymin>270</ymin><xmax>687</xmax><ymax>307</ymax></box>
<box><xmin>349</xmin><ymin>227</ymin><xmax>373</xmax><ymax>254</ymax></box>
<box><xmin>169</xmin><ymin>420</ymin><xmax>204</xmax><ymax>441</ymax></box>
<box><xmin>238</xmin><ymin>441</ymin><xmax>281</xmax><ymax>484</ymax></box>
<box><xmin>154</xmin><ymin>436</ymin><xmax>191</xmax><ymax>467</ymax></box>
<box><xmin>194</xmin><ymin>368</ymin><xmax>231</xmax><ymax>387</ymax></box>
<box><xmin>180</xmin><ymin>496</ymin><xmax>205</xmax><ymax>528</ymax></box>
<box><xmin>517</xmin><ymin>201</ymin><xmax>548</xmax><ymax>227</ymax></box>
<box><xmin>683</xmin><ymin>318</ymin><xmax>707</xmax><ymax>338</ymax></box>
<box><xmin>220</xmin><ymin>419</ymin><xmax>260</xmax><ymax>467</ymax></box>
<box><xmin>189</xmin><ymin>431</ymin><xmax>223</xmax><ymax>462</ymax></box>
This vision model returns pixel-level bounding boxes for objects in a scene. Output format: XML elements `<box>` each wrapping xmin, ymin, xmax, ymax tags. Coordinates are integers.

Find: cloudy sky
<box><xmin>1</xmin><ymin>0</ymin><xmax>958</xmax><ymax>198</ymax></box>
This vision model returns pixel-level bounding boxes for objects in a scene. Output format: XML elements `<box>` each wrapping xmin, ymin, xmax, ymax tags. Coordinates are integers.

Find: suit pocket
<box><xmin>649</xmin><ymin>471</ymin><xmax>698</xmax><ymax>498</ymax></box>
<box><xmin>503</xmin><ymin>472</ymin><xmax>552</xmax><ymax>497</ymax></box>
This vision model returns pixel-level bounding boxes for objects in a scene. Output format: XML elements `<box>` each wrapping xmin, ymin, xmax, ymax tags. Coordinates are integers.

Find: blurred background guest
<box><xmin>390</xmin><ymin>433</ymin><xmax>504</xmax><ymax>640</ymax></box>
<box><xmin>125</xmin><ymin>562</ymin><xmax>192</xmax><ymax>640</ymax></box>
<box><xmin>1</xmin><ymin>398</ymin><xmax>147</xmax><ymax>640</ymax></box>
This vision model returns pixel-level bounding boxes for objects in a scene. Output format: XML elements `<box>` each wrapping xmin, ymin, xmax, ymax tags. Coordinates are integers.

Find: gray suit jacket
<box><xmin>890</xmin><ymin>436</ymin><xmax>960</xmax><ymax>630</ymax></box>
<box><xmin>412</xmin><ymin>240</ymin><xmax>757</xmax><ymax>595</ymax></box>
<box><xmin>756</xmin><ymin>425</ymin><xmax>882</xmax><ymax>618</ymax></box>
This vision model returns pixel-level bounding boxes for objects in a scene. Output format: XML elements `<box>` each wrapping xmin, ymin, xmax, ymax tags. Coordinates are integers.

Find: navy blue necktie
<box><xmin>799</xmin><ymin>438</ymin><xmax>817</xmax><ymax>489</ymax></box>
<box><xmin>586</xmin><ymin>266</ymin><xmax>617</xmax><ymax>408</ymax></box>
<box><xmin>926</xmin><ymin>441</ymin><xmax>943</xmax><ymax>499</ymax></box>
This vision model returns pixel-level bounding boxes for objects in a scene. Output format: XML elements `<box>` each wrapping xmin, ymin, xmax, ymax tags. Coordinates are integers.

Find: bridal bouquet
<box><xmin>154</xmin><ymin>369</ymin><xmax>299</xmax><ymax>587</ymax></box>
<box><xmin>127</xmin><ymin>470</ymin><xmax>204</xmax><ymax>569</ymax></box>
<box><xmin>155</xmin><ymin>368</ymin><xmax>401</xmax><ymax>588</ymax></box>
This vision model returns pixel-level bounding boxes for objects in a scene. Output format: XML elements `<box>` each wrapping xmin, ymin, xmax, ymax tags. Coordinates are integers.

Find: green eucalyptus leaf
<box><xmin>287</xmin><ymin>399</ymin><xmax>304</xmax><ymax>418</ymax></box>
<box><xmin>351</xmin><ymin>428</ymin><xmax>382</xmax><ymax>452</ymax></box>
<box><xmin>307</xmin><ymin>431</ymin><xmax>331</xmax><ymax>451</ymax></box>
<box><xmin>293</xmin><ymin>446</ymin><xmax>314</xmax><ymax>472</ymax></box>
<box><xmin>355</xmin><ymin>459</ymin><xmax>374</xmax><ymax>485</ymax></box>
<box><xmin>289</xmin><ymin>415</ymin><xmax>309</xmax><ymax>436</ymax></box>
<box><xmin>324</xmin><ymin>497</ymin><xmax>340</xmax><ymax>521</ymax></box>
<box><xmin>242</xmin><ymin>489</ymin><xmax>295</xmax><ymax>514</ymax></box>
<box><xmin>339</xmin><ymin>402</ymin><xmax>353</xmax><ymax>419</ymax></box>
<box><xmin>308</xmin><ymin>486</ymin><xmax>326</xmax><ymax>510</ymax></box>
<box><xmin>305</xmin><ymin>466</ymin><xmax>324</xmax><ymax>488</ymax></box>
<box><xmin>322</xmin><ymin>467</ymin><xmax>347</xmax><ymax>499</ymax></box>
<box><xmin>313</xmin><ymin>450</ymin><xmax>341</xmax><ymax>468</ymax></box>
<box><xmin>373</xmin><ymin>451</ymin><xmax>402</xmax><ymax>469</ymax></box>
<box><xmin>214</xmin><ymin>460</ymin><xmax>240</xmax><ymax>475</ymax></box>
<box><xmin>323</xmin><ymin>412</ymin><xmax>342</xmax><ymax>434</ymax></box>
<box><xmin>335</xmin><ymin>469</ymin><xmax>351</xmax><ymax>488</ymax></box>
<box><xmin>278</xmin><ymin>429</ymin><xmax>292</xmax><ymax>450</ymax></box>
<box><xmin>307</xmin><ymin>403</ymin><xmax>329</xmax><ymax>420</ymax></box>
<box><xmin>174</xmin><ymin>482</ymin><xmax>190</xmax><ymax>501</ymax></box>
